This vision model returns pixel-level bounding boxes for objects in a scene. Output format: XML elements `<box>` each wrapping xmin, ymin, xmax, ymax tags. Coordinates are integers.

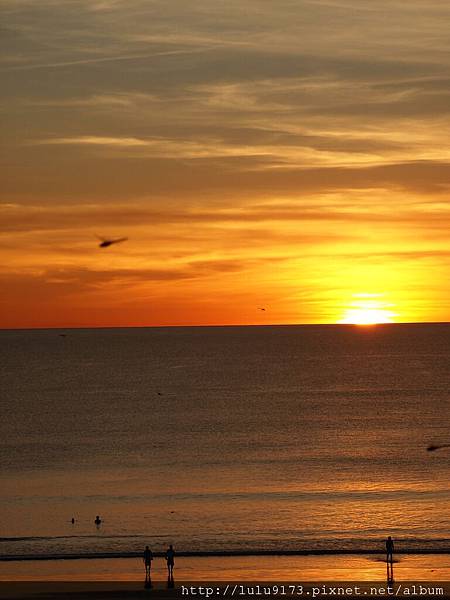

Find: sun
<box><xmin>339</xmin><ymin>295</ymin><xmax>396</xmax><ymax>325</ymax></box>
<box><xmin>340</xmin><ymin>307</ymin><xmax>394</xmax><ymax>325</ymax></box>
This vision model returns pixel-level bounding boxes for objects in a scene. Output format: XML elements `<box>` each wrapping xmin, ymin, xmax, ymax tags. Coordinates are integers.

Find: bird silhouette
<box><xmin>258</xmin><ymin>307</ymin><xmax>266</xmax><ymax>311</ymax></box>
<box><xmin>96</xmin><ymin>235</ymin><xmax>128</xmax><ymax>248</ymax></box>
<box><xmin>427</xmin><ymin>444</ymin><xmax>450</xmax><ymax>452</ymax></box>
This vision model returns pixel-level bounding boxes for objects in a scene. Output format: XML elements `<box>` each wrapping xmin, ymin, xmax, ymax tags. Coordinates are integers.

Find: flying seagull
<box><xmin>96</xmin><ymin>235</ymin><xmax>128</xmax><ymax>248</ymax></box>
<box><xmin>427</xmin><ymin>444</ymin><xmax>450</xmax><ymax>452</ymax></box>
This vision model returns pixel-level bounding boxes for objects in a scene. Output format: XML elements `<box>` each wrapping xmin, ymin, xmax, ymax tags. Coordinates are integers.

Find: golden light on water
<box><xmin>339</xmin><ymin>295</ymin><xmax>397</xmax><ymax>325</ymax></box>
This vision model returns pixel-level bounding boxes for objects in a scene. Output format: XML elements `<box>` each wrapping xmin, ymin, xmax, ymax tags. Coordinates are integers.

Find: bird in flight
<box><xmin>258</xmin><ymin>307</ymin><xmax>266</xmax><ymax>311</ymax></box>
<box><xmin>96</xmin><ymin>235</ymin><xmax>128</xmax><ymax>248</ymax></box>
<box><xmin>427</xmin><ymin>444</ymin><xmax>450</xmax><ymax>452</ymax></box>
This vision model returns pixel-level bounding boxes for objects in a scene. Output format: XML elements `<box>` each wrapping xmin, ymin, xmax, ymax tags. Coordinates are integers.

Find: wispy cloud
<box><xmin>2</xmin><ymin>195</ymin><xmax>449</xmax><ymax>237</ymax></box>
<box><xmin>1</xmin><ymin>47</ymin><xmax>215</xmax><ymax>72</ymax></box>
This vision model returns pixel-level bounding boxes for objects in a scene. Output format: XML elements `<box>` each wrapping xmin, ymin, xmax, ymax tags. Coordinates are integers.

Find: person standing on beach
<box><xmin>143</xmin><ymin>545</ymin><xmax>153</xmax><ymax>578</ymax></box>
<box><xmin>385</xmin><ymin>536</ymin><xmax>394</xmax><ymax>583</ymax></box>
<box><xmin>166</xmin><ymin>544</ymin><xmax>175</xmax><ymax>578</ymax></box>
<box><xmin>386</xmin><ymin>536</ymin><xmax>394</xmax><ymax>564</ymax></box>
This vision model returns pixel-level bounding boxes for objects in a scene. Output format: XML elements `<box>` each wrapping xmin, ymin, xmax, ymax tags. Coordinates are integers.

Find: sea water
<box><xmin>0</xmin><ymin>324</ymin><xmax>449</xmax><ymax>558</ymax></box>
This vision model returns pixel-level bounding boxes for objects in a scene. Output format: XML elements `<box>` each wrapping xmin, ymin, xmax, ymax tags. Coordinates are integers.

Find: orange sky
<box><xmin>1</xmin><ymin>0</ymin><xmax>450</xmax><ymax>327</ymax></box>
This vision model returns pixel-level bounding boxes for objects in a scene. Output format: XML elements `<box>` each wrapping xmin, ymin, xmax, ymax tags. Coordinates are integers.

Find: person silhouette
<box><xmin>386</xmin><ymin>536</ymin><xmax>394</xmax><ymax>564</ymax></box>
<box><xmin>166</xmin><ymin>544</ymin><xmax>175</xmax><ymax>579</ymax></box>
<box><xmin>94</xmin><ymin>515</ymin><xmax>102</xmax><ymax>527</ymax></box>
<box><xmin>143</xmin><ymin>545</ymin><xmax>153</xmax><ymax>580</ymax></box>
<box><xmin>386</xmin><ymin>536</ymin><xmax>394</xmax><ymax>583</ymax></box>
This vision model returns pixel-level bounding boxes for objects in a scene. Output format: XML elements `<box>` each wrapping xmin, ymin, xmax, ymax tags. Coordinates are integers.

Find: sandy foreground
<box><xmin>0</xmin><ymin>555</ymin><xmax>449</xmax><ymax>600</ymax></box>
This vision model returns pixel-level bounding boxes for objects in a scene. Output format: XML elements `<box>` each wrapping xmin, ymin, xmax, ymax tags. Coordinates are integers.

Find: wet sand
<box><xmin>1</xmin><ymin>553</ymin><xmax>449</xmax><ymax>581</ymax></box>
<box><xmin>1</xmin><ymin>555</ymin><xmax>449</xmax><ymax>599</ymax></box>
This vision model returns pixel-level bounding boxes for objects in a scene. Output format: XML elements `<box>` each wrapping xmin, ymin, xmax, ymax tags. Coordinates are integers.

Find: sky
<box><xmin>1</xmin><ymin>0</ymin><xmax>450</xmax><ymax>327</ymax></box>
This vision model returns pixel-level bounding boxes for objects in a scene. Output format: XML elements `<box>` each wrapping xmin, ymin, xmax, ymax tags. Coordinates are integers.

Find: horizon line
<box><xmin>1</xmin><ymin>320</ymin><xmax>449</xmax><ymax>332</ymax></box>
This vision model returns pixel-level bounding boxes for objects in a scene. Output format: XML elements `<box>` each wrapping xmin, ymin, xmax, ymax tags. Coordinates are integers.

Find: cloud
<box><xmin>2</xmin><ymin>0</ymin><xmax>450</xmax><ymax>325</ymax></box>
<box><xmin>2</xmin><ymin>47</ymin><xmax>213</xmax><ymax>72</ymax></box>
<box><xmin>4</xmin><ymin>0</ymin><xmax>450</xmax><ymax>195</ymax></box>
<box><xmin>2</xmin><ymin>194</ymin><xmax>450</xmax><ymax>241</ymax></box>
<box><xmin>0</xmin><ymin>255</ymin><xmax>283</xmax><ymax>298</ymax></box>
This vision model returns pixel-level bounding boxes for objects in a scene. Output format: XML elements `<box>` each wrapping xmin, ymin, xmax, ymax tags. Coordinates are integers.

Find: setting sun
<box><xmin>339</xmin><ymin>295</ymin><xmax>396</xmax><ymax>325</ymax></box>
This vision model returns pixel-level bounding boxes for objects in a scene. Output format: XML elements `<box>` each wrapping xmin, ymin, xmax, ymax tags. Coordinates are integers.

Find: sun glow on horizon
<box><xmin>339</xmin><ymin>294</ymin><xmax>397</xmax><ymax>325</ymax></box>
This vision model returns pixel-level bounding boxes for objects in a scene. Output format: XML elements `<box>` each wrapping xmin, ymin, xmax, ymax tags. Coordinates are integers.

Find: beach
<box><xmin>1</xmin><ymin>555</ymin><xmax>449</xmax><ymax>599</ymax></box>
<box><xmin>1</xmin><ymin>553</ymin><xmax>450</xmax><ymax>581</ymax></box>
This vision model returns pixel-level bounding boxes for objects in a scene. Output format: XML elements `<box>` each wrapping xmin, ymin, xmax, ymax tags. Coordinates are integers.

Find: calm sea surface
<box><xmin>0</xmin><ymin>324</ymin><xmax>449</xmax><ymax>558</ymax></box>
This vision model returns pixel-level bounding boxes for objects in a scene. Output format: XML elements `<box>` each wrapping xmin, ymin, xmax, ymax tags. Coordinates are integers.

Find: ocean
<box><xmin>1</xmin><ymin>324</ymin><xmax>449</xmax><ymax>560</ymax></box>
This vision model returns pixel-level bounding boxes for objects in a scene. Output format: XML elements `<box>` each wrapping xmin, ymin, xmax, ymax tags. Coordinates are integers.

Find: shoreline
<box><xmin>2</xmin><ymin>549</ymin><xmax>450</xmax><ymax>562</ymax></box>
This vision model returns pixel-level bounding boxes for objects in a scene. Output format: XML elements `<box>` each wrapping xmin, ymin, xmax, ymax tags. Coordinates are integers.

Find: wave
<box><xmin>2</xmin><ymin>546</ymin><xmax>450</xmax><ymax>562</ymax></box>
<box><xmin>0</xmin><ymin>534</ymin><xmax>161</xmax><ymax>542</ymax></box>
